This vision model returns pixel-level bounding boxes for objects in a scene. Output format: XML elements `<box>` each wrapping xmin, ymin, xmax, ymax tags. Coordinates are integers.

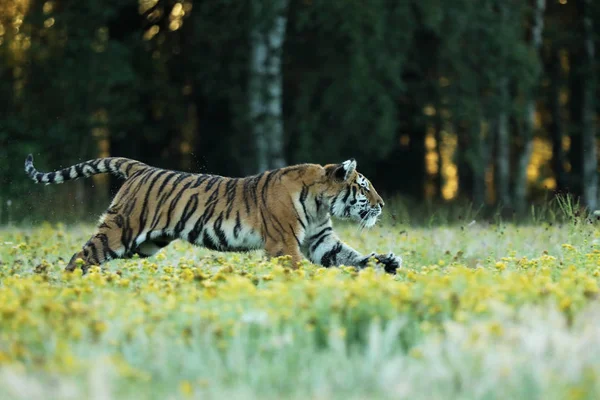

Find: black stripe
<box><xmin>204</xmin><ymin>176</ymin><xmax>221</xmax><ymax>192</ymax></box>
<box><xmin>191</xmin><ymin>174</ymin><xmax>210</xmax><ymax>188</ymax></box>
<box><xmin>174</xmin><ymin>193</ymin><xmax>199</xmax><ymax>235</ymax></box>
<box><xmin>202</xmin><ymin>231</ymin><xmax>220</xmax><ymax>251</ymax></box>
<box><xmin>321</xmin><ymin>243</ymin><xmax>343</xmax><ymax>267</ymax></box>
<box><xmin>155</xmin><ymin>171</ymin><xmax>178</xmax><ymax>197</ymax></box>
<box><xmin>315</xmin><ymin>196</ymin><xmax>323</xmax><ymax>213</ymax></box>
<box><xmin>187</xmin><ymin>215</ymin><xmax>206</xmax><ymax>244</ymax></box>
<box><xmin>234</xmin><ymin>211</ymin><xmax>242</xmax><ymax>239</ymax></box>
<box><xmin>260</xmin><ymin>171</ymin><xmax>277</xmax><ymax>204</ymax></box>
<box><xmin>187</xmin><ymin>177</ymin><xmax>222</xmax><ymax>242</ymax></box>
<box><xmin>310</xmin><ymin>230</ymin><xmax>332</xmax><ymax>253</ymax></box>
<box><xmin>260</xmin><ymin>212</ymin><xmax>275</xmax><ymax>241</ymax></box>
<box><xmin>270</xmin><ymin>214</ymin><xmax>287</xmax><ymax>242</ymax></box>
<box><xmin>113</xmin><ymin>159</ymin><xmax>127</xmax><ymax>175</ymax></box>
<box><xmin>289</xmin><ymin>224</ymin><xmax>301</xmax><ymax>246</ymax></box>
<box><xmin>187</xmin><ymin>190</ymin><xmax>219</xmax><ymax>243</ymax></box>
<box><xmin>242</xmin><ymin>178</ymin><xmax>252</xmax><ymax>215</ymax></box>
<box><xmin>121</xmin><ymin>220</ymin><xmax>134</xmax><ymax>252</ymax></box>
<box><xmin>248</xmin><ymin>173</ymin><xmax>263</xmax><ymax>211</ymax></box>
<box><xmin>342</xmin><ymin>187</ymin><xmax>352</xmax><ymax>204</ymax></box>
<box><xmin>278</xmin><ymin>166</ymin><xmax>304</xmax><ymax>179</ymax></box>
<box><xmin>140</xmin><ymin>168</ymin><xmax>158</xmax><ymax>185</ymax></box>
<box><xmin>309</xmin><ymin>226</ymin><xmax>332</xmax><ymax>242</ymax></box>
<box><xmin>154</xmin><ymin>172</ymin><xmax>189</xmax><ymax>213</ymax></box>
<box><xmin>97</xmin><ymin>233</ymin><xmax>118</xmax><ymax>260</ymax></box>
<box><xmin>116</xmin><ymin>171</ymin><xmax>146</xmax><ymax>203</ymax></box>
<box><xmin>58</xmin><ymin>167</ymin><xmax>71</xmax><ymax>180</ymax></box>
<box><xmin>89</xmin><ymin>242</ymin><xmax>99</xmax><ymax>264</ymax></box>
<box><xmin>74</xmin><ymin>163</ymin><xmax>83</xmax><ymax>178</ymax></box>
<box><xmin>299</xmin><ymin>185</ymin><xmax>310</xmax><ymax>223</ymax></box>
<box><xmin>213</xmin><ymin>213</ymin><xmax>229</xmax><ymax>250</ymax></box>
<box><xmin>296</xmin><ymin>217</ymin><xmax>306</xmax><ymax>229</ymax></box>
<box><xmin>164</xmin><ymin>181</ymin><xmax>194</xmax><ymax>230</ymax></box>
<box><xmin>124</xmin><ymin>161</ymin><xmax>135</xmax><ymax>178</ymax></box>
<box><xmin>47</xmin><ymin>172</ymin><xmax>55</xmax><ymax>183</ymax></box>
<box><xmin>224</xmin><ymin>178</ymin><xmax>238</xmax><ymax>219</ymax></box>
<box><xmin>91</xmin><ymin>159</ymin><xmax>102</xmax><ymax>171</ymax></box>
<box><xmin>148</xmin><ymin>172</ymin><xmax>181</xmax><ymax>231</ymax></box>
<box><xmin>123</xmin><ymin>195</ymin><xmax>137</xmax><ymax>216</ymax></box>
<box><xmin>138</xmin><ymin>169</ymin><xmax>170</xmax><ymax>235</ymax></box>
<box><xmin>126</xmin><ymin>167</ymin><xmax>147</xmax><ymax>181</ymax></box>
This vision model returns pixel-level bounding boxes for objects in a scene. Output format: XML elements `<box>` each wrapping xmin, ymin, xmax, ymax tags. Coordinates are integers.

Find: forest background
<box><xmin>0</xmin><ymin>0</ymin><xmax>598</xmax><ymax>223</ymax></box>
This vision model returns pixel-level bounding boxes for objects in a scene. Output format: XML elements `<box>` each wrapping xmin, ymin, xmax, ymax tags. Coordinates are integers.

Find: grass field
<box><xmin>1</xmin><ymin>202</ymin><xmax>600</xmax><ymax>399</ymax></box>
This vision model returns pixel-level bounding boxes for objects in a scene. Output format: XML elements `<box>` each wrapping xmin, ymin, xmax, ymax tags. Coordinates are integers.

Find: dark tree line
<box><xmin>0</xmin><ymin>0</ymin><xmax>599</xmax><ymax>222</ymax></box>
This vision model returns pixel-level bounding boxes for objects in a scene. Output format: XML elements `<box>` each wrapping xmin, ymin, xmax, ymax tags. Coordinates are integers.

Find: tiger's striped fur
<box><xmin>25</xmin><ymin>154</ymin><xmax>402</xmax><ymax>274</ymax></box>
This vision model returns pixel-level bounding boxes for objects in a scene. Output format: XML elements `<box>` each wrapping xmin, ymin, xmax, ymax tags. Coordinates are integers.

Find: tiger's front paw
<box><xmin>374</xmin><ymin>252</ymin><xmax>402</xmax><ymax>274</ymax></box>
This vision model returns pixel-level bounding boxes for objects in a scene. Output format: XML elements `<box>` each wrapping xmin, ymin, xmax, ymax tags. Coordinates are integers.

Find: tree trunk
<box><xmin>568</xmin><ymin>56</ymin><xmax>583</xmax><ymax>196</ymax></box>
<box><xmin>434</xmin><ymin>102</ymin><xmax>444</xmax><ymax>200</ymax></box>
<box><xmin>579</xmin><ymin>0</ymin><xmax>598</xmax><ymax>210</ymax></box>
<box><xmin>249</xmin><ymin>0</ymin><xmax>289</xmax><ymax>173</ymax></box>
<box><xmin>457</xmin><ymin>123</ymin><xmax>473</xmax><ymax>201</ymax></box>
<box><xmin>471</xmin><ymin>118</ymin><xmax>489</xmax><ymax>207</ymax></box>
<box><xmin>495</xmin><ymin>78</ymin><xmax>511</xmax><ymax>208</ymax></box>
<box><xmin>513</xmin><ymin>0</ymin><xmax>545</xmax><ymax>213</ymax></box>
<box><xmin>549</xmin><ymin>48</ymin><xmax>567</xmax><ymax>192</ymax></box>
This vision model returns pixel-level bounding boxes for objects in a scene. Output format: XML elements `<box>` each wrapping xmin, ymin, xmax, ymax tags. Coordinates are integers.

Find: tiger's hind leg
<box><xmin>65</xmin><ymin>216</ymin><xmax>130</xmax><ymax>273</ymax></box>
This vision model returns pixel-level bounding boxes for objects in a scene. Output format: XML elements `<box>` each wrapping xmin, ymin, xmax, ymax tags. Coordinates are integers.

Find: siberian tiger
<box><xmin>25</xmin><ymin>155</ymin><xmax>402</xmax><ymax>274</ymax></box>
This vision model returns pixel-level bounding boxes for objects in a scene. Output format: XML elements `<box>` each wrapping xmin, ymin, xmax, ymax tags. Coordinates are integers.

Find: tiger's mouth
<box><xmin>357</xmin><ymin>206</ymin><xmax>381</xmax><ymax>229</ymax></box>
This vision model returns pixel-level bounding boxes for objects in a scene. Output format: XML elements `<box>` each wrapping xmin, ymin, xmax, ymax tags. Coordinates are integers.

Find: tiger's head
<box><xmin>323</xmin><ymin>159</ymin><xmax>384</xmax><ymax>228</ymax></box>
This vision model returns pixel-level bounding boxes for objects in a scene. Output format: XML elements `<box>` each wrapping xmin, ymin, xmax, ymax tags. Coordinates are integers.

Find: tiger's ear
<box><xmin>332</xmin><ymin>158</ymin><xmax>356</xmax><ymax>182</ymax></box>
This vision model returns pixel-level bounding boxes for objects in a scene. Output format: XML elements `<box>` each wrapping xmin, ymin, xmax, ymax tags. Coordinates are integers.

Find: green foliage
<box><xmin>1</xmin><ymin>0</ymin><xmax>599</xmax><ymax>219</ymax></box>
<box><xmin>286</xmin><ymin>0</ymin><xmax>414</xmax><ymax>167</ymax></box>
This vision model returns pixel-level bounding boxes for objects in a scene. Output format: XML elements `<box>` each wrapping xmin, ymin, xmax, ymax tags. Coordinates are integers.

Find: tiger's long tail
<box><xmin>24</xmin><ymin>154</ymin><xmax>148</xmax><ymax>185</ymax></box>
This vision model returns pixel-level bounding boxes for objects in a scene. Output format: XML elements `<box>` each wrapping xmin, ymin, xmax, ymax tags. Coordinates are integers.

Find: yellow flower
<box><xmin>409</xmin><ymin>348</ymin><xmax>423</xmax><ymax>359</ymax></box>
<box><xmin>202</xmin><ymin>280</ymin><xmax>215</xmax><ymax>288</ymax></box>
<box><xmin>179</xmin><ymin>380</ymin><xmax>193</xmax><ymax>397</ymax></box>
<box><xmin>488</xmin><ymin>322</ymin><xmax>503</xmax><ymax>336</ymax></box>
<box><xmin>559</xmin><ymin>297</ymin><xmax>572</xmax><ymax>311</ymax></box>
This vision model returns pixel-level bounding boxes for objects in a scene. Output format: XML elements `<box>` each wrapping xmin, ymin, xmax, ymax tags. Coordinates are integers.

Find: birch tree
<box><xmin>249</xmin><ymin>0</ymin><xmax>289</xmax><ymax>173</ymax></box>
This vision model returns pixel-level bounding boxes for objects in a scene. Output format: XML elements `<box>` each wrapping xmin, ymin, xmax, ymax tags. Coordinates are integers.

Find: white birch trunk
<box><xmin>249</xmin><ymin>0</ymin><xmax>289</xmax><ymax>173</ymax></box>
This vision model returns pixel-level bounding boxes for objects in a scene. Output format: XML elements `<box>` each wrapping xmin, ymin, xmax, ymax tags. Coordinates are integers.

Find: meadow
<box><xmin>1</xmin><ymin>200</ymin><xmax>600</xmax><ymax>400</ymax></box>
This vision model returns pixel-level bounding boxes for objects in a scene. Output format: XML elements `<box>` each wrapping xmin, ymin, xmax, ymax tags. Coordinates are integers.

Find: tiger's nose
<box><xmin>378</xmin><ymin>199</ymin><xmax>385</xmax><ymax>208</ymax></box>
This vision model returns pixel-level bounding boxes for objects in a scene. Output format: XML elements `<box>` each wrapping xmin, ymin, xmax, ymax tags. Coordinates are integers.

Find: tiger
<box><xmin>24</xmin><ymin>154</ymin><xmax>402</xmax><ymax>274</ymax></box>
